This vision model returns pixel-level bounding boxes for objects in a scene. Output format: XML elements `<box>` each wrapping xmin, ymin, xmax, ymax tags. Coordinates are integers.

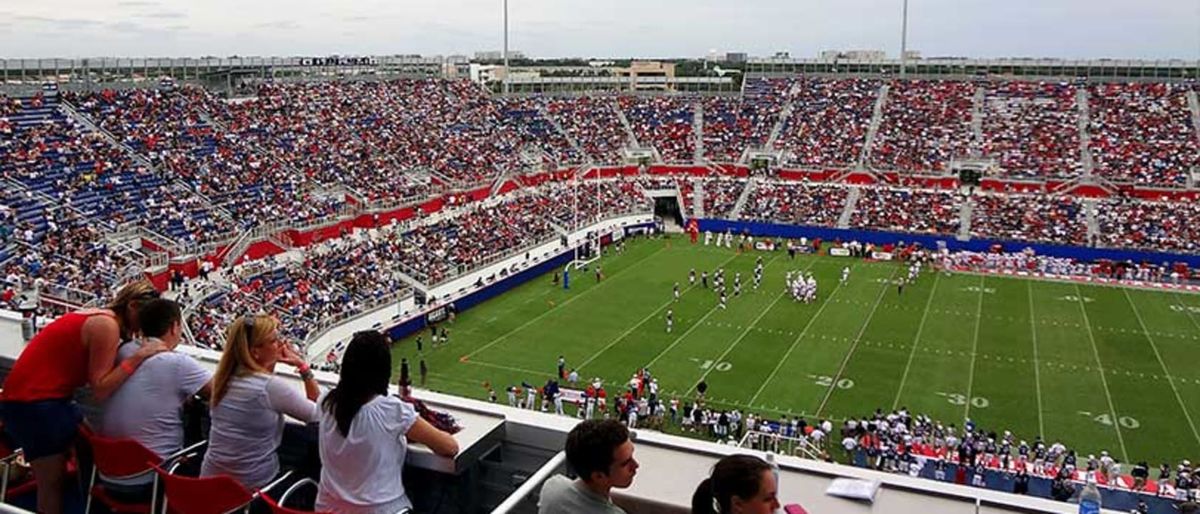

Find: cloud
<box><xmin>14</xmin><ymin>15</ymin><xmax>102</xmax><ymax>29</ymax></box>
<box><xmin>137</xmin><ymin>11</ymin><xmax>188</xmax><ymax>19</ymax></box>
<box><xmin>253</xmin><ymin>20</ymin><xmax>299</xmax><ymax>30</ymax></box>
<box><xmin>116</xmin><ymin>1</ymin><xmax>159</xmax><ymax>6</ymax></box>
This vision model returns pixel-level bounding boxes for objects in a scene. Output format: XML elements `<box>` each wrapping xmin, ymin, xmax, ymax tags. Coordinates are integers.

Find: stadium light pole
<box><xmin>899</xmin><ymin>0</ymin><xmax>909</xmax><ymax>78</ymax></box>
<box><xmin>501</xmin><ymin>0</ymin><xmax>511</xmax><ymax>95</ymax></box>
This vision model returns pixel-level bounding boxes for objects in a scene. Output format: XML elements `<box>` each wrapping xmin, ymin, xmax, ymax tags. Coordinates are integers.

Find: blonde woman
<box><xmin>200</xmin><ymin>314</ymin><xmax>320</xmax><ymax>489</ymax></box>
<box><xmin>1</xmin><ymin>281</ymin><xmax>165</xmax><ymax>514</ymax></box>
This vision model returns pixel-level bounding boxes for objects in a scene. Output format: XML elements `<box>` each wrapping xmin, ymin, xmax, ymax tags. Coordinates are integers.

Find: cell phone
<box><xmin>783</xmin><ymin>504</ymin><xmax>808</xmax><ymax>514</ymax></box>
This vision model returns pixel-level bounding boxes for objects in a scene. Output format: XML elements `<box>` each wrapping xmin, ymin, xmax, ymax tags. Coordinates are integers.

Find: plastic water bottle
<box><xmin>1078</xmin><ymin>475</ymin><xmax>1102</xmax><ymax>514</ymax></box>
<box><xmin>765</xmin><ymin>452</ymin><xmax>781</xmax><ymax>489</ymax></box>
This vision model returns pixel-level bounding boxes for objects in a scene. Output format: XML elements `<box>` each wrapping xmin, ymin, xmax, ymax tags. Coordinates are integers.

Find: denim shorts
<box><xmin>0</xmin><ymin>399</ymin><xmax>83</xmax><ymax>460</ymax></box>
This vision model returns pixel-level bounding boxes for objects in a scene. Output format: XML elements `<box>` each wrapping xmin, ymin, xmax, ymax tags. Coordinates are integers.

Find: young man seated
<box><xmin>539</xmin><ymin>419</ymin><xmax>638</xmax><ymax>514</ymax></box>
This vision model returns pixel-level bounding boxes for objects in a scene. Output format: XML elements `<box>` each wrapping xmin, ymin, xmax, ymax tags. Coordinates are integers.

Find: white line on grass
<box><xmin>1170</xmin><ymin>292</ymin><xmax>1200</xmax><ymax>331</ymax></box>
<box><xmin>964</xmin><ymin>274</ymin><xmax>986</xmax><ymax>420</ymax></box>
<box><xmin>1122</xmin><ymin>288</ymin><xmax>1200</xmax><ymax>450</ymax></box>
<box><xmin>644</xmin><ymin>254</ymin><xmax>800</xmax><ymax>371</ymax></box>
<box><xmin>462</xmin><ymin>244</ymin><xmax>669</xmax><ymax>361</ymax></box>
<box><xmin>685</xmin><ymin>286</ymin><xmax>794</xmax><ymax>396</ymax></box>
<box><xmin>1073</xmin><ymin>283</ymin><xmax>1129</xmax><ymax>462</ymax></box>
<box><xmin>575</xmin><ymin>252</ymin><xmax>743</xmax><ymax>370</ymax></box>
<box><xmin>814</xmin><ymin>266</ymin><xmax>898</xmax><ymax>417</ymax></box>
<box><xmin>891</xmin><ymin>272</ymin><xmax>942</xmax><ymax>411</ymax></box>
<box><xmin>748</xmin><ymin>262</ymin><xmax>854</xmax><ymax>407</ymax></box>
<box><xmin>465</xmin><ymin>359</ymin><xmax>556</xmax><ymax>378</ymax></box>
<box><xmin>1027</xmin><ymin>281</ymin><xmax>1046</xmax><ymax>440</ymax></box>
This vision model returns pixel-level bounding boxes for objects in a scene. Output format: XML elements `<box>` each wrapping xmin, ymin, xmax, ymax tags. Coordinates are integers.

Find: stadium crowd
<box><xmin>969</xmin><ymin>193</ymin><xmax>1090</xmax><ymax>246</ymax></box>
<box><xmin>980</xmin><ymin>81</ymin><xmax>1083</xmax><ymax>179</ymax></box>
<box><xmin>850</xmin><ymin>187</ymin><xmax>964</xmax><ymax>235</ymax></box>
<box><xmin>1088</xmin><ymin>82</ymin><xmax>1199</xmax><ymax>186</ymax></box>
<box><xmin>700</xmin><ymin>96</ymin><xmax>781</xmax><ymax>162</ymax></box>
<box><xmin>739</xmin><ymin>180</ymin><xmax>849</xmax><ymax>227</ymax></box>
<box><xmin>870</xmin><ymin>80</ymin><xmax>977</xmax><ymax>172</ymax></box>
<box><xmin>775</xmin><ymin>78</ymin><xmax>880</xmax><ymax>169</ymax></box>
<box><xmin>619</xmin><ymin>96</ymin><xmax>697</xmax><ymax>163</ymax></box>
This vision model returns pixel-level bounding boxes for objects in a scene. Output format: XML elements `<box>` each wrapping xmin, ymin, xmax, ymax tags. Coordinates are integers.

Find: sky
<box><xmin>0</xmin><ymin>0</ymin><xmax>1197</xmax><ymax>60</ymax></box>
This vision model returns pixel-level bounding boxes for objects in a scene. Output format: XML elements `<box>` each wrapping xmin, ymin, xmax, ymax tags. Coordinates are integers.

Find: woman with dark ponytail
<box><xmin>316</xmin><ymin>331</ymin><xmax>458</xmax><ymax>514</ymax></box>
<box><xmin>691</xmin><ymin>455</ymin><xmax>781</xmax><ymax>514</ymax></box>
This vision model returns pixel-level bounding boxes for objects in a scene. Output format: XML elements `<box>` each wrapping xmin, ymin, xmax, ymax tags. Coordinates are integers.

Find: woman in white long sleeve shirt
<box><xmin>316</xmin><ymin>331</ymin><xmax>458</xmax><ymax>514</ymax></box>
<box><xmin>201</xmin><ymin>315</ymin><xmax>321</xmax><ymax>489</ymax></box>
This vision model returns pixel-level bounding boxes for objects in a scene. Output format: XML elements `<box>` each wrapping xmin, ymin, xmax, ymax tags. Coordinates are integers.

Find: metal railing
<box><xmin>490</xmin><ymin>451</ymin><xmax>568</xmax><ymax>514</ymax></box>
<box><xmin>737</xmin><ymin>429</ymin><xmax>826</xmax><ymax>461</ymax></box>
<box><xmin>302</xmin><ymin>288</ymin><xmax>414</xmax><ymax>355</ymax></box>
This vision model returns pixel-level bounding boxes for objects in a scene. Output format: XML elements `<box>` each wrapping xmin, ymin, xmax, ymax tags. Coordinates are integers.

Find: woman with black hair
<box><xmin>316</xmin><ymin>331</ymin><xmax>459</xmax><ymax>514</ymax></box>
<box><xmin>691</xmin><ymin>455</ymin><xmax>781</xmax><ymax>514</ymax></box>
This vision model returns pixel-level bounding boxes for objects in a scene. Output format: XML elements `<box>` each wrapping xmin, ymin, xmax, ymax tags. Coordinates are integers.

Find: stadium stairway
<box><xmin>858</xmin><ymin>83</ymin><xmax>890</xmax><ymax>168</ymax></box>
<box><xmin>692</xmin><ymin>179</ymin><xmax>705</xmax><ymax>218</ymax></box>
<box><xmin>613</xmin><ymin>98</ymin><xmax>641</xmax><ymax>148</ymax></box>
<box><xmin>1076</xmin><ymin>88</ymin><xmax>1096</xmax><ymax>177</ymax></box>
<box><xmin>1084</xmin><ymin>198</ymin><xmax>1101</xmax><ymax>245</ymax></box>
<box><xmin>692</xmin><ymin>101</ymin><xmax>704</xmax><ymax>163</ymax></box>
<box><xmin>538</xmin><ymin>105</ymin><xmax>587</xmax><ymax>159</ymax></box>
<box><xmin>969</xmin><ymin>86</ymin><xmax>986</xmax><ymax>158</ymax></box>
<box><xmin>1188</xmin><ymin>90</ymin><xmax>1200</xmax><ymax>148</ymax></box>
<box><xmin>957</xmin><ymin>194</ymin><xmax>975</xmax><ymax>241</ymax></box>
<box><xmin>836</xmin><ymin>187</ymin><xmax>862</xmax><ymax>228</ymax></box>
<box><xmin>764</xmin><ymin>100</ymin><xmax>794</xmax><ymax>149</ymax></box>
<box><xmin>728</xmin><ymin>177</ymin><xmax>757</xmax><ymax>219</ymax></box>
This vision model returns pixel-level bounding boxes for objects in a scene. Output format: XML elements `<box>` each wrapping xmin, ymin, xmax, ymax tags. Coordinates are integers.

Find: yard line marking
<box><xmin>466</xmin><ymin>359</ymin><xmax>555</xmax><ymax>378</ymax></box>
<box><xmin>964</xmin><ymin>275</ymin><xmax>986</xmax><ymax>420</ymax></box>
<box><xmin>892</xmin><ymin>272</ymin><xmax>942</xmax><ymax>410</ymax></box>
<box><xmin>815</xmin><ymin>266</ymin><xmax>898</xmax><ymax>417</ymax></box>
<box><xmin>1027</xmin><ymin>282</ymin><xmax>1046</xmax><ymax>440</ymax></box>
<box><xmin>1073</xmin><ymin>283</ymin><xmax>1129</xmax><ymax>462</ymax></box>
<box><xmin>685</xmin><ymin>260</ymin><xmax>805</xmax><ymax>394</ymax></box>
<box><xmin>576</xmin><ymin>252</ymin><xmax>742</xmax><ymax>370</ymax></box>
<box><xmin>463</xmin><ymin>244</ymin><xmax>668</xmax><ymax>360</ymax></box>
<box><xmin>1123</xmin><ymin>289</ymin><xmax>1200</xmax><ymax>450</ymax></box>
<box><xmin>645</xmin><ymin>254</ymin><xmax>798</xmax><ymax>371</ymax></box>
<box><xmin>748</xmin><ymin>262</ymin><xmax>856</xmax><ymax>406</ymax></box>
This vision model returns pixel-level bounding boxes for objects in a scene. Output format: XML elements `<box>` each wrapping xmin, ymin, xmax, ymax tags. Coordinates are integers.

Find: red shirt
<box><xmin>2</xmin><ymin>311</ymin><xmax>116</xmax><ymax>402</ymax></box>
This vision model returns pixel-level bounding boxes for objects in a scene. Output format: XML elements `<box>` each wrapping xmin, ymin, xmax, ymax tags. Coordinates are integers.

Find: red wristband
<box><xmin>120</xmin><ymin>360</ymin><xmax>136</xmax><ymax>375</ymax></box>
<box><xmin>297</xmin><ymin>363</ymin><xmax>311</xmax><ymax>374</ymax></box>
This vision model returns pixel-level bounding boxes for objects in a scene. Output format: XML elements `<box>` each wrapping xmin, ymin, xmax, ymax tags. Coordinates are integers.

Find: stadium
<box><xmin>1</xmin><ymin>4</ymin><xmax>1200</xmax><ymax>512</ymax></box>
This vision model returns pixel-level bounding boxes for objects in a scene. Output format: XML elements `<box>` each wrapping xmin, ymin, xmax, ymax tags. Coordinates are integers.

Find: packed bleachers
<box><xmin>544</xmin><ymin>96</ymin><xmax>629</xmax><ymax>164</ymax></box>
<box><xmin>65</xmin><ymin>87</ymin><xmax>342</xmax><ymax>234</ymax></box>
<box><xmin>398</xmin><ymin>194</ymin><xmax>564</xmax><ymax>284</ymax></box>
<box><xmin>1087</xmin><ymin>82</ymin><xmax>1199</xmax><ymax>186</ymax></box>
<box><xmin>1096</xmin><ymin>197</ymin><xmax>1200</xmax><ymax>253</ymax></box>
<box><xmin>980</xmin><ymin>81</ymin><xmax>1082</xmax><ymax>179</ymax></box>
<box><xmin>850</xmin><ymin>187</ymin><xmax>963</xmax><ymax>235</ymax></box>
<box><xmin>870</xmin><ymin>80</ymin><xmax>977</xmax><ymax>173</ymax></box>
<box><xmin>775</xmin><ymin>78</ymin><xmax>880</xmax><ymax>169</ymax></box>
<box><xmin>700</xmin><ymin>95</ymin><xmax>781</xmax><ymax>162</ymax></box>
<box><xmin>969</xmin><ymin>193</ymin><xmax>1089</xmax><ymax>245</ymax></box>
<box><xmin>739</xmin><ymin>180</ymin><xmax>848</xmax><ymax>227</ymax></box>
<box><xmin>619</xmin><ymin>96</ymin><xmax>696</xmax><ymax>163</ymax></box>
<box><xmin>213</xmin><ymin>82</ymin><xmax>430</xmax><ymax>204</ymax></box>
<box><xmin>539</xmin><ymin>179</ymin><xmax>654</xmax><ymax>230</ymax></box>
<box><xmin>496</xmin><ymin>97</ymin><xmax>584</xmax><ymax>166</ymax></box>
<box><xmin>701</xmin><ymin>178</ymin><xmax>747</xmax><ymax>219</ymax></box>
<box><xmin>0</xmin><ymin>93</ymin><xmax>235</xmax><ymax>247</ymax></box>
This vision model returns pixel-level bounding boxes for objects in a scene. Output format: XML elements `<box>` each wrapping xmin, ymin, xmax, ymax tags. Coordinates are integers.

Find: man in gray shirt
<box><xmin>539</xmin><ymin>420</ymin><xmax>638</xmax><ymax>514</ymax></box>
<box><xmin>101</xmin><ymin>299</ymin><xmax>212</xmax><ymax>462</ymax></box>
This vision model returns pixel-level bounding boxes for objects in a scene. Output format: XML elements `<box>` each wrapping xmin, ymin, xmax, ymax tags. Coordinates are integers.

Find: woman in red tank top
<box><xmin>1</xmin><ymin>281</ymin><xmax>168</xmax><ymax>514</ymax></box>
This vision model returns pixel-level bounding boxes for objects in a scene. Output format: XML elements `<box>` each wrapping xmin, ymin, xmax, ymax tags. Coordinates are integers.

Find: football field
<box><xmin>393</xmin><ymin>235</ymin><xmax>1200</xmax><ymax>465</ymax></box>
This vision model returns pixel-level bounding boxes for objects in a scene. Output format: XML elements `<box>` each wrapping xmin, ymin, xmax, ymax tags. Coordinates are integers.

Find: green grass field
<box><xmin>393</xmin><ymin>235</ymin><xmax>1200</xmax><ymax>465</ymax></box>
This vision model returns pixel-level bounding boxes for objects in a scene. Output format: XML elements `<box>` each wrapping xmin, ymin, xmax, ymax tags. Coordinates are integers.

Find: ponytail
<box><xmin>690</xmin><ymin>477</ymin><xmax>721</xmax><ymax>514</ymax></box>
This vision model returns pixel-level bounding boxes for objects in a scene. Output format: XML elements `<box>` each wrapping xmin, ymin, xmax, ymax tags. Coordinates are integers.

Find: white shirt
<box><xmin>201</xmin><ymin>373</ymin><xmax>319</xmax><ymax>488</ymax></box>
<box><xmin>316</xmin><ymin>393</ymin><xmax>418</xmax><ymax>514</ymax></box>
<box><xmin>102</xmin><ymin>340</ymin><xmax>212</xmax><ymax>460</ymax></box>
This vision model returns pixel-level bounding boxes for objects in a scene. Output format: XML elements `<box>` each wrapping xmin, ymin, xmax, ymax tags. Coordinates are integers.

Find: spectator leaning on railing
<box><xmin>316</xmin><ymin>331</ymin><xmax>459</xmax><ymax>514</ymax></box>
<box><xmin>0</xmin><ymin>281</ymin><xmax>165</xmax><ymax>514</ymax></box>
